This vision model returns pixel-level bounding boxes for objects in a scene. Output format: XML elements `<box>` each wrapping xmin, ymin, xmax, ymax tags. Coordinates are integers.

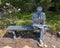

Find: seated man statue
<box><xmin>32</xmin><ymin>6</ymin><xmax>46</xmax><ymax>47</ymax></box>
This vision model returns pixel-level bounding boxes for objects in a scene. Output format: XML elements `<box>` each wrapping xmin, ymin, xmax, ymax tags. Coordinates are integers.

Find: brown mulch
<box><xmin>0</xmin><ymin>30</ymin><xmax>60</xmax><ymax>48</ymax></box>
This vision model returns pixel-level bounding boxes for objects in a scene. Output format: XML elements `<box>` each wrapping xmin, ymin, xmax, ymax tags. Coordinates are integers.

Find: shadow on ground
<box><xmin>3</xmin><ymin>31</ymin><xmax>40</xmax><ymax>41</ymax></box>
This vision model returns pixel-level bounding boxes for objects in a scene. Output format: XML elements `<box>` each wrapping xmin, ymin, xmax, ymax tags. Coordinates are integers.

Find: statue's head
<box><xmin>37</xmin><ymin>6</ymin><xmax>43</xmax><ymax>13</ymax></box>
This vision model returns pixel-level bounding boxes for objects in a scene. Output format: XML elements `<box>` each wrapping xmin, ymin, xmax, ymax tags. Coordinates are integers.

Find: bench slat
<box><xmin>6</xmin><ymin>26</ymin><xmax>33</xmax><ymax>31</ymax></box>
<box><xmin>6</xmin><ymin>25</ymin><xmax>50</xmax><ymax>31</ymax></box>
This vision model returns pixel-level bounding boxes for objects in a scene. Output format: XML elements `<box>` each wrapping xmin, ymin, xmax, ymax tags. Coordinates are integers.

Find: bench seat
<box><xmin>6</xmin><ymin>25</ymin><xmax>50</xmax><ymax>39</ymax></box>
<box><xmin>6</xmin><ymin>25</ymin><xmax>50</xmax><ymax>31</ymax></box>
<box><xmin>6</xmin><ymin>26</ymin><xmax>34</xmax><ymax>31</ymax></box>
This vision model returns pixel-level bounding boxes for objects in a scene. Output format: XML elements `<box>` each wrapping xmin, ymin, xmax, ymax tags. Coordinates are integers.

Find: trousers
<box><xmin>32</xmin><ymin>24</ymin><xmax>44</xmax><ymax>43</ymax></box>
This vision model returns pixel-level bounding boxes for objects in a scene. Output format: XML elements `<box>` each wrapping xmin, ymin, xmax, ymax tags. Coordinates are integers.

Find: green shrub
<box><xmin>16</xmin><ymin>19</ymin><xmax>32</xmax><ymax>26</ymax></box>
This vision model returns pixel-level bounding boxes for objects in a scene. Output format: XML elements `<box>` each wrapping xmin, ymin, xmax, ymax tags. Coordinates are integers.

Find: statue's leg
<box><xmin>39</xmin><ymin>27</ymin><xmax>44</xmax><ymax>44</ymax></box>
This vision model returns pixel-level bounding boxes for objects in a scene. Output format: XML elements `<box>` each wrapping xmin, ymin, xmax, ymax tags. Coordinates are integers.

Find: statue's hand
<box><xmin>37</xmin><ymin>19</ymin><xmax>43</xmax><ymax>23</ymax></box>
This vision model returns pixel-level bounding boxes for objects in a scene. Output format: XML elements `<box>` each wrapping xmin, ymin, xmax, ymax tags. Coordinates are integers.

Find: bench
<box><xmin>6</xmin><ymin>25</ymin><xmax>50</xmax><ymax>39</ymax></box>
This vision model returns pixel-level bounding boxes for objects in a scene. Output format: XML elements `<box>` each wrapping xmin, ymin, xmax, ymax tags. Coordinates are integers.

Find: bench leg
<box><xmin>12</xmin><ymin>31</ymin><xmax>16</xmax><ymax>39</ymax></box>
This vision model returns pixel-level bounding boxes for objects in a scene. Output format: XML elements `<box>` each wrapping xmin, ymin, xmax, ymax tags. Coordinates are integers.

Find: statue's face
<box><xmin>37</xmin><ymin>10</ymin><xmax>42</xmax><ymax>13</ymax></box>
<box><xmin>37</xmin><ymin>6</ymin><xmax>42</xmax><ymax>14</ymax></box>
<box><xmin>37</xmin><ymin>9</ymin><xmax>42</xmax><ymax>13</ymax></box>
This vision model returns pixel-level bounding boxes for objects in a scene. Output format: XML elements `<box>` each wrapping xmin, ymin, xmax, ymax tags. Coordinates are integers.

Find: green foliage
<box><xmin>40</xmin><ymin>0</ymin><xmax>51</xmax><ymax>7</ymax></box>
<box><xmin>16</xmin><ymin>20</ymin><xmax>32</xmax><ymax>26</ymax></box>
<box><xmin>0</xmin><ymin>0</ymin><xmax>60</xmax><ymax>31</ymax></box>
<box><xmin>56</xmin><ymin>0</ymin><xmax>60</xmax><ymax>8</ymax></box>
<box><xmin>2</xmin><ymin>0</ymin><xmax>60</xmax><ymax>12</ymax></box>
<box><xmin>2</xmin><ymin>0</ymin><xmax>34</xmax><ymax>12</ymax></box>
<box><xmin>16</xmin><ymin>13</ymin><xmax>32</xmax><ymax>26</ymax></box>
<box><xmin>46</xmin><ymin>11</ymin><xmax>60</xmax><ymax>31</ymax></box>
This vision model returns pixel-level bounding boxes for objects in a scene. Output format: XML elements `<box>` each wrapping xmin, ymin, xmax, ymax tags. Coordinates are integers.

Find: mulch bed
<box><xmin>0</xmin><ymin>30</ymin><xmax>60</xmax><ymax>48</ymax></box>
